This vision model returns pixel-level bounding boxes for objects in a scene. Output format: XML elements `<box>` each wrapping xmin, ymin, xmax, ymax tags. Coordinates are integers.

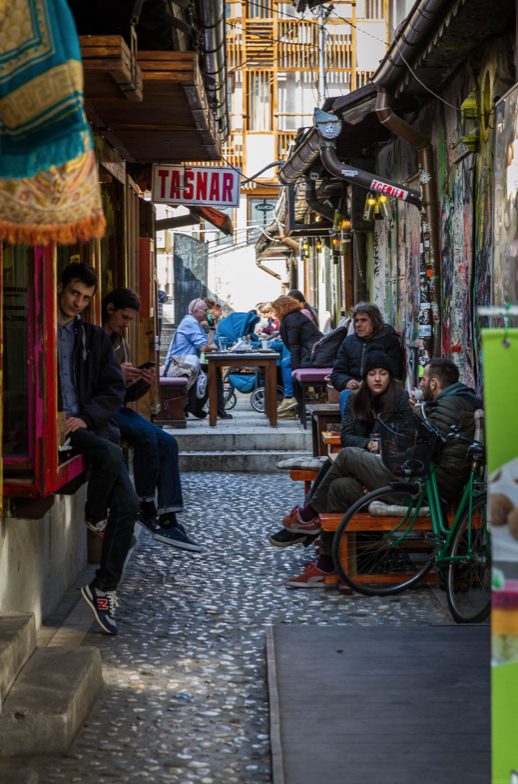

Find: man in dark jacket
<box><xmin>58</xmin><ymin>263</ymin><xmax>139</xmax><ymax>635</ymax></box>
<box><xmin>330</xmin><ymin>302</ymin><xmax>404</xmax><ymax>392</ymax></box>
<box><xmin>283</xmin><ymin>357</ymin><xmax>482</xmax><ymax>587</ymax></box>
<box><xmin>102</xmin><ymin>287</ymin><xmax>200</xmax><ymax>553</ymax></box>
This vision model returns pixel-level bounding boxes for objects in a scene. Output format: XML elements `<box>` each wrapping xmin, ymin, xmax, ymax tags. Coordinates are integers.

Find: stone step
<box><xmin>0</xmin><ymin>646</ymin><xmax>102</xmax><ymax>758</ymax></box>
<box><xmin>0</xmin><ymin>768</ymin><xmax>39</xmax><ymax>783</ymax></box>
<box><xmin>0</xmin><ymin>616</ymin><xmax>36</xmax><ymax>709</ymax></box>
<box><xmin>179</xmin><ymin>449</ymin><xmax>310</xmax><ymax>472</ymax></box>
<box><xmin>173</xmin><ymin>429</ymin><xmax>311</xmax><ymax>452</ymax></box>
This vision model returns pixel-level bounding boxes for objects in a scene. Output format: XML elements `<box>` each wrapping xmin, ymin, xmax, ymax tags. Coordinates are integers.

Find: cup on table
<box><xmin>260</xmin><ymin>339</ymin><xmax>270</xmax><ymax>350</ymax></box>
<box><xmin>218</xmin><ymin>337</ymin><xmax>228</xmax><ymax>352</ymax></box>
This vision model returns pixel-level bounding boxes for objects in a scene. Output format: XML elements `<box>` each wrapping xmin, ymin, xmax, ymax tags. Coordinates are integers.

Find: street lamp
<box><xmin>460</xmin><ymin>91</ymin><xmax>480</xmax><ymax>153</ymax></box>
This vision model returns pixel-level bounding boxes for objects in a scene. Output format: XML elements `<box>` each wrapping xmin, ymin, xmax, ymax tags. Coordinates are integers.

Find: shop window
<box><xmin>2</xmin><ymin>244</ymin><xmax>86</xmax><ymax>498</ymax></box>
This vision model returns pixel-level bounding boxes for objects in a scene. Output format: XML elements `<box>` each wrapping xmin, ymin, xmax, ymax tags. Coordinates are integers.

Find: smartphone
<box><xmin>137</xmin><ymin>361</ymin><xmax>156</xmax><ymax>370</ymax></box>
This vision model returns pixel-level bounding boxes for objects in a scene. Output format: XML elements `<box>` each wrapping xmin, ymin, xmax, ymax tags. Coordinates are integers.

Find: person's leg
<box><xmin>217</xmin><ymin>368</ymin><xmax>232</xmax><ymax>418</ymax></box>
<box><xmin>339</xmin><ymin>389</ymin><xmax>352</xmax><ymax>417</ymax></box>
<box><xmin>113</xmin><ymin>408</ymin><xmax>160</xmax><ymax>503</ymax></box>
<box><xmin>69</xmin><ymin>429</ymin><xmax>126</xmax><ymax>528</ymax></box>
<box><xmin>154</xmin><ymin>427</ymin><xmax>183</xmax><ymax>513</ymax></box>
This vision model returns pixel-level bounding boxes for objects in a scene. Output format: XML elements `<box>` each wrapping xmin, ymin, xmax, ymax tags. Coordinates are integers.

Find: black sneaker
<box><xmin>139</xmin><ymin>501</ymin><xmax>160</xmax><ymax>536</ymax></box>
<box><xmin>154</xmin><ymin>522</ymin><xmax>202</xmax><ymax>552</ymax></box>
<box><xmin>217</xmin><ymin>411</ymin><xmax>233</xmax><ymax>419</ymax></box>
<box><xmin>81</xmin><ymin>582</ymin><xmax>119</xmax><ymax>635</ymax></box>
<box><xmin>269</xmin><ymin>528</ymin><xmax>319</xmax><ymax>548</ymax></box>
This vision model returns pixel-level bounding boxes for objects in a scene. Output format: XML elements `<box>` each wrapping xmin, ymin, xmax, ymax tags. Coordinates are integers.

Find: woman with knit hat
<box><xmin>281</xmin><ymin>349</ymin><xmax>415</xmax><ymax>588</ymax></box>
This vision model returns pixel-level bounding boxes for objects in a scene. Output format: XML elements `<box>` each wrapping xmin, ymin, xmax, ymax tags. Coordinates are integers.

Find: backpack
<box><xmin>309</xmin><ymin>325</ymin><xmax>349</xmax><ymax>368</ymax></box>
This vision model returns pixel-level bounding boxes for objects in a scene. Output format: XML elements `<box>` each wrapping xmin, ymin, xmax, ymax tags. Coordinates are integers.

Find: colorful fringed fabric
<box><xmin>0</xmin><ymin>0</ymin><xmax>105</xmax><ymax>244</ymax></box>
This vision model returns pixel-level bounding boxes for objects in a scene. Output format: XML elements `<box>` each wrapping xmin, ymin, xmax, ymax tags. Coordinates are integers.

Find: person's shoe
<box><xmin>217</xmin><ymin>411</ymin><xmax>233</xmax><ymax>419</ymax></box>
<box><xmin>269</xmin><ymin>528</ymin><xmax>318</xmax><ymax>547</ymax></box>
<box><xmin>282</xmin><ymin>506</ymin><xmax>321</xmax><ymax>535</ymax></box>
<box><xmin>154</xmin><ymin>522</ymin><xmax>202</xmax><ymax>552</ymax></box>
<box><xmin>85</xmin><ymin>517</ymin><xmax>108</xmax><ymax>535</ymax></box>
<box><xmin>138</xmin><ymin>501</ymin><xmax>160</xmax><ymax>536</ymax></box>
<box><xmin>81</xmin><ymin>582</ymin><xmax>119</xmax><ymax>635</ymax></box>
<box><xmin>277</xmin><ymin>396</ymin><xmax>297</xmax><ymax>413</ymax></box>
<box><xmin>278</xmin><ymin>408</ymin><xmax>297</xmax><ymax>419</ymax></box>
<box><xmin>286</xmin><ymin>561</ymin><xmax>338</xmax><ymax>589</ymax></box>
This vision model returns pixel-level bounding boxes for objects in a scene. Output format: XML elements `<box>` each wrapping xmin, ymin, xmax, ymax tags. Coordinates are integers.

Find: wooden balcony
<box><xmin>81</xmin><ymin>37</ymin><xmax>222</xmax><ymax>163</ymax></box>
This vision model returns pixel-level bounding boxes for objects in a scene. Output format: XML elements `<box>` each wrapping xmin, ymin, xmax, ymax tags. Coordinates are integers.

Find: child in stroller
<box><xmin>216</xmin><ymin>310</ymin><xmax>284</xmax><ymax>412</ymax></box>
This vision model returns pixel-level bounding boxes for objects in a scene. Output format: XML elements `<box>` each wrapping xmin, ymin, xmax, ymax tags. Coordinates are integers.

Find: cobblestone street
<box><xmin>34</xmin><ymin>471</ymin><xmax>452</xmax><ymax>784</ymax></box>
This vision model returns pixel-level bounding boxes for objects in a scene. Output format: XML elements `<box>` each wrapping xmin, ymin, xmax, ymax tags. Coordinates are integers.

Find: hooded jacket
<box><xmin>426</xmin><ymin>382</ymin><xmax>483</xmax><ymax>501</ymax></box>
<box><xmin>330</xmin><ymin>325</ymin><xmax>404</xmax><ymax>391</ymax></box>
<box><xmin>58</xmin><ymin>317</ymin><xmax>126</xmax><ymax>440</ymax></box>
<box><xmin>279</xmin><ymin>300</ymin><xmax>322</xmax><ymax>370</ymax></box>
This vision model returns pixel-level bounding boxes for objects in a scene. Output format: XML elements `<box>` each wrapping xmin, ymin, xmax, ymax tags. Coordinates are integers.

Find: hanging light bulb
<box><xmin>332</xmin><ymin>236</ymin><xmax>341</xmax><ymax>249</ymax></box>
<box><xmin>378</xmin><ymin>194</ymin><xmax>393</xmax><ymax>221</ymax></box>
<box><xmin>363</xmin><ymin>193</ymin><xmax>377</xmax><ymax>222</ymax></box>
<box><xmin>315</xmin><ymin>238</ymin><xmax>323</xmax><ymax>252</ymax></box>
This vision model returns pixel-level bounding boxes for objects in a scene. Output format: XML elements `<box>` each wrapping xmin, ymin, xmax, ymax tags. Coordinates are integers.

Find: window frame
<box><xmin>3</xmin><ymin>244</ymin><xmax>85</xmax><ymax>499</ymax></box>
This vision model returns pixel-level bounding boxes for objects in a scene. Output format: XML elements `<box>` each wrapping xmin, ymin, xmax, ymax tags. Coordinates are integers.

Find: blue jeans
<box><xmin>70</xmin><ymin>428</ymin><xmax>139</xmax><ymax>592</ymax></box>
<box><xmin>270</xmin><ymin>339</ymin><xmax>294</xmax><ymax>397</ymax></box>
<box><xmin>113</xmin><ymin>407</ymin><xmax>183</xmax><ymax>513</ymax></box>
<box><xmin>339</xmin><ymin>388</ymin><xmax>353</xmax><ymax>417</ymax></box>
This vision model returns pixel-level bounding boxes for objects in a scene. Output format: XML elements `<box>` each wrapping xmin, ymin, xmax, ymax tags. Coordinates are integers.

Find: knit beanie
<box><xmin>363</xmin><ymin>350</ymin><xmax>395</xmax><ymax>377</ymax></box>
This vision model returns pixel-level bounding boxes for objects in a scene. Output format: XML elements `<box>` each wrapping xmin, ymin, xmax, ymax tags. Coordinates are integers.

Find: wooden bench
<box><xmin>320</xmin><ymin>511</ymin><xmax>439</xmax><ymax>589</ymax></box>
<box><xmin>291</xmin><ymin>368</ymin><xmax>333</xmax><ymax>429</ymax></box>
<box><xmin>152</xmin><ymin>377</ymin><xmax>188</xmax><ymax>428</ymax></box>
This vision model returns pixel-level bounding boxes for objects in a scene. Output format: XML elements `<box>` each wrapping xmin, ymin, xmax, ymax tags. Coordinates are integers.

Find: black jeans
<box><xmin>70</xmin><ymin>429</ymin><xmax>139</xmax><ymax>592</ymax></box>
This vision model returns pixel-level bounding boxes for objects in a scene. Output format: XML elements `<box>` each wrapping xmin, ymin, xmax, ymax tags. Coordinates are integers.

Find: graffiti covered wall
<box><xmin>371</xmin><ymin>39</ymin><xmax>513</xmax><ymax>388</ymax></box>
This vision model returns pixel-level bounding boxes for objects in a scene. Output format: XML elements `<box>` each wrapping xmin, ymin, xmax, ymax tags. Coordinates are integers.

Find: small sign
<box><xmin>151</xmin><ymin>164</ymin><xmax>241</xmax><ymax>208</ymax></box>
<box><xmin>370</xmin><ymin>178</ymin><xmax>409</xmax><ymax>201</ymax></box>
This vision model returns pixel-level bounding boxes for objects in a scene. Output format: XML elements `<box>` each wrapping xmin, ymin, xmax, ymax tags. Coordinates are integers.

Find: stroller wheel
<box><xmin>250</xmin><ymin>385</ymin><xmax>284</xmax><ymax>413</ymax></box>
<box><xmin>223</xmin><ymin>383</ymin><xmax>237</xmax><ymax>411</ymax></box>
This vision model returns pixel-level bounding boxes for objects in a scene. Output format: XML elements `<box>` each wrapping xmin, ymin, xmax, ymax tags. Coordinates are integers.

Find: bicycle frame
<box><xmin>405</xmin><ymin>462</ymin><xmax>486</xmax><ymax>564</ymax></box>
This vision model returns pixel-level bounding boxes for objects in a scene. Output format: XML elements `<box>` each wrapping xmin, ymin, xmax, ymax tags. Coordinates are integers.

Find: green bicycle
<box><xmin>331</xmin><ymin>409</ymin><xmax>490</xmax><ymax>624</ymax></box>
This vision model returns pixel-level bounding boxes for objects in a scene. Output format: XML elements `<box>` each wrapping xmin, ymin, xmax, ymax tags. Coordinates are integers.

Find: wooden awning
<box><xmin>81</xmin><ymin>37</ymin><xmax>221</xmax><ymax>163</ymax></box>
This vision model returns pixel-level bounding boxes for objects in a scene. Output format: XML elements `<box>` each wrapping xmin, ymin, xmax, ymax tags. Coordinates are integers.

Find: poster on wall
<box><xmin>484</xmin><ymin>329</ymin><xmax>518</xmax><ymax>784</ymax></box>
<box><xmin>493</xmin><ymin>87</ymin><xmax>518</xmax><ymax>306</ymax></box>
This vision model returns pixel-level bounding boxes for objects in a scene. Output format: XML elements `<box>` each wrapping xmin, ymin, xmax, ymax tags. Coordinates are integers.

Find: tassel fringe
<box><xmin>0</xmin><ymin>214</ymin><xmax>106</xmax><ymax>245</ymax></box>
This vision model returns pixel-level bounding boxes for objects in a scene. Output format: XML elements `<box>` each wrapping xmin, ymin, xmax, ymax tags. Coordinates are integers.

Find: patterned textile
<box><xmin>0</xmin><ymin>0</ymin><xmax>105</xmax><ymax>244</ymax></box>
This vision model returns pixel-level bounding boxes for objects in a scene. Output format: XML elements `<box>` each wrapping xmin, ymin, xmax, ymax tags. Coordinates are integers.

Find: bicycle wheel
<box><xmin>250</xmin><ymin>385</ymin><xmax>284</xmax><ymax>413</ymax></box>
<box><xmin>332</xmin><ymin>485</ymin><xmax>437</xmax><ymax>596</ymax></box>
<box><xmin>223</xmin><ymin>383</ymin><xmax>237</xmax><ymax>411</ymax></box>
<box><xmin>446</xmin><ymin>494</ymin><xmax>490</xmax><ymax>624</ymax></box>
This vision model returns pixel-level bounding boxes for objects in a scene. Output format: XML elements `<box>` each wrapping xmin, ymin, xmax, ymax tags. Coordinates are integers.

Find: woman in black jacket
<box><xmin>272</xmin><ymin>294</ymin><xmax>322</xmax><ymax>370</ymax></box>
<box><xmin>330</xmin><ymin>301</ymin><xmax>404</xmax><ymax>393</ymax></box>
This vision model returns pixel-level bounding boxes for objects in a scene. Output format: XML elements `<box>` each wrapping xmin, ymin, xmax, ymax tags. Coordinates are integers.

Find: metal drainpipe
<box><xmin>374</xmin><ymin>87</ymin><xmax>442</xmax><ymax>356</ymax></box>
<box><xmin>196</xmin><ymin>0</ymin><xmax>229</xmax><ymax>142</ymax></box>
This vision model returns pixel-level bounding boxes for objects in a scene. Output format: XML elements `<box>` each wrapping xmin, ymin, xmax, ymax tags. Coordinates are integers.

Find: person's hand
<box><xmin>204</xmin><ymin>343</ymin><xmax>217</xmax><ymax>352</ymax></box>
<box><xmin>64</xmin><ymin>416</ymin><xmax>88</xmax><ymax>435</ymax></box>
<box><xmin>121</xmin><ymin>362</ymin><xmax>142</xmax><ymax>382</ymax></box>
<box><xmin>140</xmin><ymin>367</ymin><xmax>155</xmax><ymax>385</ymax></box>
<box><xmin>346</xmin><ymin>379</ymin><xmax>361</xmax><ymax>391</ymax></box>
<box><xmin>367</xmin><ymin>440</ymin><xmax>379</xmax><ymax>453</ymax></box>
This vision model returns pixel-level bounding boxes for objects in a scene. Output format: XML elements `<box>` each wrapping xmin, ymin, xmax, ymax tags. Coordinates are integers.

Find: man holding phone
<box><xmin>102</xmin><ymin>288</ymin><xmax>201</xmax><ymax>553</ymax></box>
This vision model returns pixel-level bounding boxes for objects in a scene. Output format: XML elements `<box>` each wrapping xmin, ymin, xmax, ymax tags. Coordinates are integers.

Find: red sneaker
<box><xmin>283</xmin><ymin>507</ymin><xmax>321</xmax><ymax>535</ymax></box>
<box><xmin>286</xmin><ymin>561</ymin><xmax>338</xmax><ymax>589</ymax></box>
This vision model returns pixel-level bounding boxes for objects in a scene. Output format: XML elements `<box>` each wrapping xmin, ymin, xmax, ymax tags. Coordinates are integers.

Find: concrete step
<box><xmin>174</xmin><ymin>429</ymin><xmax>311</xmax><ymax>452</ymax></box>
<box><xmin>0</xmin><ymin>646</ymin><xmax>102</xmax><ymax>758</ymax></box>
<box><xmin>0</xmin><ymin>768</ymin><xmax>39</xmax><ymax>783</ymax></box>
<box><xmin>0</xmin><ymin>616</ymin><xmax>36</xmax><ymax>709</ymax></box>
<box><xmin>179</xmin><ymin>449</ymin><xmax>310</xmax><ymax>472</ymax></box>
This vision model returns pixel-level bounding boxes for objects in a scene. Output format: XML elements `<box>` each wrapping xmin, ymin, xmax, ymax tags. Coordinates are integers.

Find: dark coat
<box><xmin>426</xmin><ymin>382</ymin><xmax>483</xmax><ymax>501</ymax></box>
<box><xmin>340</xmin><ymin>388</ymin><xmax>413</xmax><ymax>448</ymax></box>
<box><xmin>58</xmin><ymin>317</ymin><xmax>126</xmax><ymax>439</ymax></box>
<box><xmin>279</xmin><ymin>305</ymin><xmax>322</xmax><ymax>370</ymax></box>
<box><xmin>330</xmin><ymin>326</ymin><xmax>404</xmax><ymax>391</ymax></box>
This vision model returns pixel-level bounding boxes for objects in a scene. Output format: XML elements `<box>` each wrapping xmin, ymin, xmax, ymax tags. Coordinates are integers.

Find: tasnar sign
<box><xmin>151</xmin><ymin>164</ymin><xmax>241</xmax><ymax>208</ymax></box>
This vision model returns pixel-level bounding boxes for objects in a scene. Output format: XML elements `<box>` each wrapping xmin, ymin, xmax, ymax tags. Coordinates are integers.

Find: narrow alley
<box><xmin>27</xmin><ymin>469</ymin><xmax>451</xmax><ymax>784</ymax></box>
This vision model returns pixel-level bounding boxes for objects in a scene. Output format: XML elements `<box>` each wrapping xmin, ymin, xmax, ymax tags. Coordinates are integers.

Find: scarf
<box><xmin>0</xmin><ymin>0</ymin><xmax>105</xmax><ymax>244</ymax></box>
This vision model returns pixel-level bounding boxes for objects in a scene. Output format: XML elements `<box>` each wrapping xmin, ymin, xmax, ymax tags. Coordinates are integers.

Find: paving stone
<box><xmin>29</xmin><ymin>472</ymin><xmax>452</xmax><ymax>783</ymax></box>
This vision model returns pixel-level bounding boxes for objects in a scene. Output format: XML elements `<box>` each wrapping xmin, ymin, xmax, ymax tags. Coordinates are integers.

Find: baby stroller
<box><xmin>216</xmin><ymin>311</ymin><xmax>284</xmax><ymax>412</ymax></box>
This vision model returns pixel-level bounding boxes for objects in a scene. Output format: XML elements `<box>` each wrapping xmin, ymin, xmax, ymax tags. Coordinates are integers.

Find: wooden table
<box><xmin>306</xmin><ymin>402</ymin><xmax>341</xmax><ymax>456</ymax></box>
<box><xmin>206</xmin><ymin>351</ymin><xmax>280</xmax><ymax>427</ymax></box>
